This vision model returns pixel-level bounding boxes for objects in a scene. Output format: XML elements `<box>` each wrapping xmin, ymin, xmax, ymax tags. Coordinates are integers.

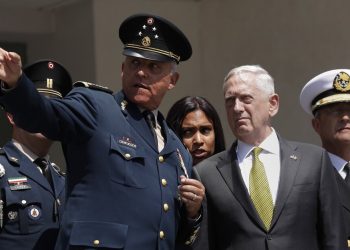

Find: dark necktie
<box><xmin>144</xmin><ymin>111</ymin><xmax>158</xmax><ymax>147</ymax></box>
<box><xmin>34</xmin><ymin>158</ymin><xmax>60</xmax><ymax>221</ymax></box>
<box><xmin>344</xmin><ymin>162</ymin><xmax>350</xmax><ymax>185</ymax></box>
<box><xmin>34</xmin><ymin>158</ymin><xmax>53</xmax><ymax>188</ymax></box>
<box><xmin>144</xmin><ymin>111</ymin><xmax>165</xmax><ymax>151</ymax></box>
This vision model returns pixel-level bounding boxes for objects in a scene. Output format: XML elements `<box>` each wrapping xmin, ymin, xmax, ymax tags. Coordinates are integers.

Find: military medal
<box><xmin>8</xmin><ymin>177</ymin><xmax>31</xmax><ymax>191</ymax></box>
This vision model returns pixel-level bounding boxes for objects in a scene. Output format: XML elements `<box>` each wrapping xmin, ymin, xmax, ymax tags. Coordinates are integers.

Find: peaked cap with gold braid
<box><xmin>300</xmin><ymin>69</ymin><xmax>350</xmax><ymax>115</ymax></box>
<box><xmin>119</xmin><ymin>14</ymin><xmax>192</xmax><ymax>63</ymax></box>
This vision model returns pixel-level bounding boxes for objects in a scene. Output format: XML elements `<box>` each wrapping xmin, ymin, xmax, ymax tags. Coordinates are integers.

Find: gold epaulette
<box><xmin>73</xmin><ymin>81</ymin><xmax>113</xmax><ymax>94</ymax></box>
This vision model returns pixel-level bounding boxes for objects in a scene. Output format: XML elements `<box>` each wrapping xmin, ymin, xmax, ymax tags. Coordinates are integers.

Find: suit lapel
<box><xmin>271</xmin><ymin>137</ymin><xmax>300</xmax><ymax>228</ymax></box>
<box><xmin>335</xmin><ymin>171</ymin><xmax>350</xmax><ymax>213</ymax></box>
<box><xmin>49</xmin><ymin>164</ymin><xmax>65</xmax><ymax>198</ymax></box>
<box><xmin>217</xmin><ymin>144</ymin><xmax>264</xmax><ymax>229</ymax></box>
<box><xmin>4</xmin><ymin>142</ymin><xmax>53</xmax><ymax>193</ymax></box>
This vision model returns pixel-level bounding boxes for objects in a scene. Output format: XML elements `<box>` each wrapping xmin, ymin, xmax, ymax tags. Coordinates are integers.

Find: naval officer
<box><xmin>300</xmin><ymin>69</ymin><xmax>350</xmax><ymax>248</ymax></box>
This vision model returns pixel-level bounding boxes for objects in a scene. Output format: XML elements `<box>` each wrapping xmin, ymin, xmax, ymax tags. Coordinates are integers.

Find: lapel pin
<box><xmin>290</xmin><ymin>155</ymin><xmax>297</xmax><ymax>160</ymax></box>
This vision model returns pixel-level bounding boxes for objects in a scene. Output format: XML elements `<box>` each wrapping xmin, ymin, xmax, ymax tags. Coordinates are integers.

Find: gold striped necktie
<box><xmin>249</xmin><ymin>147</ymin><xmax>274</xmax><ymax>230</ymax></box>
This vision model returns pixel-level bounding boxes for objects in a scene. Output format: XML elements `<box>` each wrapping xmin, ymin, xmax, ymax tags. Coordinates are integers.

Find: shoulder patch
<box><xmin>73</xmin><ymin>81</ymin><xmax>113</xmax><ymax>94</ymax></box>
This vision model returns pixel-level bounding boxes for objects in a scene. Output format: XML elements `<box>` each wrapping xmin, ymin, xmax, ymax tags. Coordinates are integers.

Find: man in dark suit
<box><xmin>0</xmin><ymin>14</ymin><xmax>204</xmax><ymax>250</ymax></box>
<box><xmin>0</xmin><ymin>60</ymin><xmax>71</xmax><ymax>249</ymax></box>
<box><xmin>300</xmin><ymin>69</ymin><xmax>350</xmax><ymax>249</ymax></box>
<box><xmin>192</xmin><ymin>65</ymin><xmax>347</xmax><ymax>250</ymax></box>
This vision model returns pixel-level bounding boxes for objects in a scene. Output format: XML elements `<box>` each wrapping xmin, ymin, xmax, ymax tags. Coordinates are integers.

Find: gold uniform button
<box><xmin>158</xmin><ymin>156</ymin><xmax>164</xmax><ymax>162</ymax></box>
<box><xmin>163</xmin><ymin>203</ymin><xmax>169</xmax><ymax>212</ymax></box>
<box><xmin>159</xmin><ymin>231</ymin><xmax>165</xmax><ymax>239</ymax></box>
<box><xmin>161</xmin><ymin>179</ymin><xmax>167</xmax><ymax>186</ymax></box>
<box><xmin>124</xmin><ymin>153</ymin><xmax>131</xmax><ymax>159</ymax></box>
<box><xmin>93</xmin><ymin>240</ymin><xmax>100</xmax><ymax>245</ymax></box>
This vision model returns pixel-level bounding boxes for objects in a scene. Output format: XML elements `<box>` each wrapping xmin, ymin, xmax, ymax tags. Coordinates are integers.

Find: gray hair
<box><xmin>223</xmin><ymin>65</ymin><xmax>275</xmax><ymax>95</ymax></box>
<box><xmin>171</xmin><ymin>61</ymin><xmax>178</xmax><ymax>74</ymax></box>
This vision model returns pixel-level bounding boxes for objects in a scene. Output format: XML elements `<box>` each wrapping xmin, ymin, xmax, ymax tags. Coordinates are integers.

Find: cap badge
<box><xmin>142</xmin><ymin>36</ymin><xmax>151</xmax><ymax>47</ymax></box>
<box><xmin>48</xmin><ymin>61</ymin><xmax>55</xmax><ymax>69</ymax></box>
<box><xmin>333</xmin><ymin>71</ymin><xmax>350</xmax><ymax>92</ymax></box>
<box><xmin>147</xmin><ymin>17</ymin><xmax>154</xmax><ymax>25</ymax></box>
<box><xmin>46</xmin><ymin>78</ymin><xmax>53</xmax><ymax>89</ymax></box>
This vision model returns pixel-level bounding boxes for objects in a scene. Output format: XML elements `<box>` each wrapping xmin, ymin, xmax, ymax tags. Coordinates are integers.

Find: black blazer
<box><xmin>192</xmin><ymin>137</ymin><xmax>347</xmax><ymax>250</ymax></box>
<box><xmin>334</xmin><ymin>169</ymin><xmax>350</xmax><ymax>248</ymax></box>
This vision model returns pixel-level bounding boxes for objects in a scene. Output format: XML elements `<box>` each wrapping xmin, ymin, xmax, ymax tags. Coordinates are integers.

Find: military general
<box><xmin>0</xmin><ymin>13</ymin><xmax>204</xmax><ymax>250</ymax></box>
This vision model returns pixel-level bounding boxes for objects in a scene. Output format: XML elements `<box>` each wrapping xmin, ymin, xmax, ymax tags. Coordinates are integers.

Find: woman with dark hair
<box><xmin>166</xmin><ymin>96</ymin><xmax>226</xmax><ymax>165</ymax></box>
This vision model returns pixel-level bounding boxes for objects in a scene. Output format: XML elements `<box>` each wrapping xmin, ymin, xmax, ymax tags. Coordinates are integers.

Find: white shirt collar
<box><xmin>12</xmin><ymin>139</ymin><xmax>49</xmax><ymax>162</ymax></box>
<box><xmin>236</xmin><ymin>128</ymin><xmax>279</xmax><ymax>161</ymax></box>
<box><xmin>327</xmin><ymin>152</ymin><xmax>347</xmax><ymax>172</ymax></box>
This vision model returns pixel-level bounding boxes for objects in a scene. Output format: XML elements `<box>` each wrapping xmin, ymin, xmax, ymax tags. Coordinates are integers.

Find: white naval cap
<box><xmin>300</xmin><ymin>69</ymin><xmax>350</xmax><ymax>115</ymax></box>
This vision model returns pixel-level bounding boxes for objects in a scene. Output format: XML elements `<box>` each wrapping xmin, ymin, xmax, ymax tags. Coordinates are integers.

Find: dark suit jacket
<box><xmin>0</xmin><ymin>142</ymin><xmax>65</xmax><ymax>250</ymax></box>
<box><xmin>334</xmin><ymin>169</ymin><xmax>350</xmax><ymax>247</ymax></box>
<box><xmin>193</xmin><ymin>138</ymin><xmax>347</xmax><ymax>250</ymax></box>
<box><xmin>0</xmin><ymin>75</ymin><xmax>197</xmax><ymax>250</ymax></box>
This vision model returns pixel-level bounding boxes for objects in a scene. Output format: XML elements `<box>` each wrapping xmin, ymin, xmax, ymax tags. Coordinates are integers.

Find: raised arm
<box><xmin>0</xmin><ymin>48</ymin><xmax>22</xmax><ymax>87</ymax></box>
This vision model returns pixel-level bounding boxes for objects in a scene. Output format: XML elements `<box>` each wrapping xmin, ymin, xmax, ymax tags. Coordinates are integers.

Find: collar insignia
<box><xmin>121</xmin><ymin>100</ymin><xmax>128</xmax><ymax>111</ymax></box>
<box><xmin>0</xmin><ymin>164</ymin><xmax>5</xmax><ymax>177</ymax></box>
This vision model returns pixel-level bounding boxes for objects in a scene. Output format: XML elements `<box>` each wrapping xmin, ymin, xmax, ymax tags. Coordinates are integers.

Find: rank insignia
<box><xmin>333</xmin><ymin>71</ymin><xmax>350</xmax><ymax>92</ymax></box>
<box><xmin>0</xmin><ymin>164</ymin><xmax>5</xmax><ymax>177</ymax></box>
<box><xmin>8</xmin><ymin>211</ymin><xmax>18</xmax><ymax>220</ymax></box>
<box><xmin>177</xmin><ymin>149</ymin><xmax>189</xmax><ymax>178</ymax></box>
<box><xmin>28</xmin><ymin>205</ymin><xmax>41</xmax><ymax>220</ymax></box>
<box><xmin>8</xmin><ymin>177</ymin><xmax>31</xmax><ymax>191</ymax></box>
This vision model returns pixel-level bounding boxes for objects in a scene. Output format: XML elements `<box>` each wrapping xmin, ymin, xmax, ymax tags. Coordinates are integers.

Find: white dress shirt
<box><xmin>236</xmin><ymin>129</ymin><xmax>281</xmax><ymax>204</ymax></box>
<box><xmin>328</xmin><ymin>152</ymin><xmax>348</xmax><ymax>180</ymax></box>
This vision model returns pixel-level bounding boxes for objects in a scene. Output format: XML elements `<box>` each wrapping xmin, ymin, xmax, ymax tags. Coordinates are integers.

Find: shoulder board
<box><xmin>73</xmin><ymin>81</ymin><xmax>113</xmax><ymax>94</ymax></box>
<box><xmin>51</xmin><ymin>163</ymin><xmax>66</xmax><ymax>177</ymax></box>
